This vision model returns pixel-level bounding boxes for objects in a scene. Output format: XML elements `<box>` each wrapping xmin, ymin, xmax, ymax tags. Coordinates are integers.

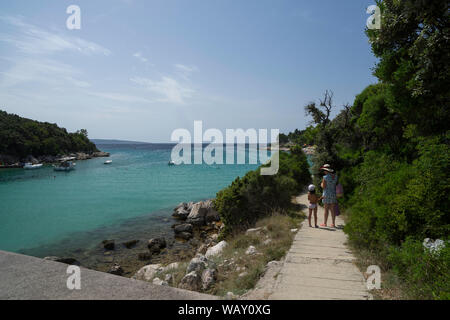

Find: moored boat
<box><xmin>23</xmin><ymin>163</ymin><xmax>43</xmax><ymax>170</ymax></box>
<box><xmin>53</xmin><ymin>161</ymin><xmax>76</xmax><ymax>171</ymax></box>
<box><xmin>104</xmin><ymin>160</ymin><xmax>112</xmax><ymax>164</ymax></box>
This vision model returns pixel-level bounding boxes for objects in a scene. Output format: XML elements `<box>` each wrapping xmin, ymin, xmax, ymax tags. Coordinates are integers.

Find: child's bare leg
<box><xmin>308</xmin><ymin>208</ymin><xmax>312</xmax><ymax>227</ymax></box>
<box><xmin>313</xmin><ymin>207</ymin><xmax>318</xmax><ymax>227</ymax></box>
<box><xmin>330</xmin><ymin>204</ymin><xmax>336</xmax><ymax>227</ymax></box>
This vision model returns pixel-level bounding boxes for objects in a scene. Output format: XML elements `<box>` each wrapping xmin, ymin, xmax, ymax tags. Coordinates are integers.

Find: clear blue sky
<box><xmin>0</xmin><ymin>0</ymin><xmax>378</xmax><ymax>142</ymax></box>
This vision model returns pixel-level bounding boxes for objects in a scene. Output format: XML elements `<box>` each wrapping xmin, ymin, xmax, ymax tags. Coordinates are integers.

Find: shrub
<box><xmin>214</xmin><ymin>150</ymin><xmax>310</xmax><ymax>236</ymax></box>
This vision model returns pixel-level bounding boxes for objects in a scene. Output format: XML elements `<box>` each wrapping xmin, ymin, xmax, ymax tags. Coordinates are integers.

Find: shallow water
<box><xmin>0</xmin><ymin>143</ymin><xmax>262</xmax><ymax>257</ymax></box>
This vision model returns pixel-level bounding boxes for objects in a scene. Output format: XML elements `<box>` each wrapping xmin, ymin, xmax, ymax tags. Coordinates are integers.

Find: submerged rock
<box><xmin>123</xmin><ymin>240</ymin><xmax>139</xmax><ymax>249</ymax></box>
<box><xmin>176</xmin><ymin>232</ymin><xmax>193</xmax><ymax>240</ymax></box>
<box><xmin>102</xmin><ymin>240</ymin><xmax>115</xmax><ymax>250</ymax></box>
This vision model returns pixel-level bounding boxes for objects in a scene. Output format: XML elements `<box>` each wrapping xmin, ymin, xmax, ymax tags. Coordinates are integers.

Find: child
<box><xmin>307</xmin><ymin>184</ymin><xmax>321</xmax><ymax>228</ymax></box>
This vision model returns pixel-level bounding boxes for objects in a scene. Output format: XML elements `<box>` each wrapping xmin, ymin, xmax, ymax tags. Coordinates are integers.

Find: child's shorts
<box><xmin>309</xmin><ymin>203</ymin><xmax>317</xmax><ymax>209</ymax></box>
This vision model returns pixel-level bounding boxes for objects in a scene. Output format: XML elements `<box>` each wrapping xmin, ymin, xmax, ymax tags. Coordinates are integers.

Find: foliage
<box><xmin>0</xmin><ymin>110</ymin><xmax>98</xmax><ymax>159</ymax></box>
<box><xmin>387</xmin><ymin>237</ymin><xmax>450</xmax><ymax>300</ymax></box>
<box><xmin>214</xmin><ymin>150</ymin><xmax>310</xmax><ymax>236</ymax></box>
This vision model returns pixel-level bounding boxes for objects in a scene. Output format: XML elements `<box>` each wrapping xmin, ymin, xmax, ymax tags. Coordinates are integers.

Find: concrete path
<box><xmin>0</xmin><ymin>250</ymin><xmax>216</xmax><ymax>300</ymax></box>
<box><xmin>245</xmin><ymin>194</ymin><xmax>370</xmax><ymax>300</ymax></box>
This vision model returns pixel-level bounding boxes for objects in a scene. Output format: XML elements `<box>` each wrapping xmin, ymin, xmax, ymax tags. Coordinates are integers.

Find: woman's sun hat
<box><xmin>308</xmin><ymin>184</ymin><xmax>315</xmax><ymax>191</ymax></box>
<box><xmin>322</xmin><ymin>167</ymin><xmax>334</xmax><ymax>173</ymax></box>
<box><xmin>320</xmin><ymin>164</ymin><xmax>334</xmax><ymax>173</ymax></box>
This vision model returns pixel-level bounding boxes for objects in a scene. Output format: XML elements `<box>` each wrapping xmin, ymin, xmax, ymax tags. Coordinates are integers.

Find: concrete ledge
<box><xmin>0</xmin><ymin>250</ymin><xmax>218</xmax><ymax>300</ymax></box>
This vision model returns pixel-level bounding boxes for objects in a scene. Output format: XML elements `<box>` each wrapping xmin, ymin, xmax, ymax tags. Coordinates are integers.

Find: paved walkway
<box><xmin>245</xmin><ymin>194</ymin><xmax>370</xmax><ymax>300</ymax></box>
<box><xmin>0</xmin><ymin>250</ymin><xmax>216</xmax><ymax>300</ymax></box>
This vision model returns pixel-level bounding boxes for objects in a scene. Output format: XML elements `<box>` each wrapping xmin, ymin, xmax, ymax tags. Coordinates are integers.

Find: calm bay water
<box><xmin>0</xmin><ymin>143</ymin><xmax>262</xmax><ymax>256</ymax></box>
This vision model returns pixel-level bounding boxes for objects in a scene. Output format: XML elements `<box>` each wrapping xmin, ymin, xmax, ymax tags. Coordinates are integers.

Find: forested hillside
<box><xmin>0</xmin><ymin>110</ymin><xmax>98</xmax><ymax>162</ymax></box>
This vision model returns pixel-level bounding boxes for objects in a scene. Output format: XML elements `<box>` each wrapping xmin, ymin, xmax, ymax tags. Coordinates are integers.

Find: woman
<box><xmin>320</xmin><ymin>165</ymin><xmax>338</xmax><ymax>228</ymax></box>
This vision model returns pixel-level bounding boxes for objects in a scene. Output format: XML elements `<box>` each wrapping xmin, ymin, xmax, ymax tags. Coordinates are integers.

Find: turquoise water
<box><xmin>0</xmin><ymin>143</ymin><xmax>262</xmax><ymax>254</ymax></box>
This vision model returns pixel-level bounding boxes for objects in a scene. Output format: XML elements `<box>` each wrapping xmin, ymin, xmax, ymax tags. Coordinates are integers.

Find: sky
<box><xmin>0</xmin><ymin>0</ymin><xmax>378</xmax><ymax>143</ymax></box>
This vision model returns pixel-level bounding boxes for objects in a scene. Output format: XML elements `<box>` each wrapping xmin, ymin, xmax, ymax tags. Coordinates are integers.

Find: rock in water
<box><xmin>147</xmin><ymin>238</ymin><xmax>166</xmax><ymax>253</ymax></box>
<box><xmin>108</xmin><ymin>263</ymin><xmax>124</xmax><ymax>276</ymax></box>
<box><xmin>176</xmin><ymin>232</ymin><xmax>193</xmax><ymax>240</ymax></box>
<box><xmin>43</xmin><ymin>256</ymin><xmax>80</xmax><ymax>266</ymax></box>
<box><xmin>205</xmin><ymin>240</ymin><xmax>228</xmax><ymax>258</ymax></box>
<box><xmin>179</xmin><ymin>271</ymin><xmax>201</xmax><ymax>291</ymax></box>
<box><xmin>102</xmin><ymin>240</ymin><xmax>115</xmax><ymax>250</ymax></box>
<box><xmin>174</xmin><ymin>223</ymin><xmax>193</xmax><ymax>234</ymax></box>
<box><xmin>123</xmin><ymin>239</ymin><xmax>139</xmax><ymax>249</ymax></box>
<box><xmin>138</xmin><ymin>252</ymin><xmax>152</xmax><ymax>261</ymax></box>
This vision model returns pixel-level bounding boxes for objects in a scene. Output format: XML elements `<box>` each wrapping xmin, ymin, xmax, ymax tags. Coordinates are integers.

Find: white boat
<box><xmin>24</xmin><ymin>163</ymin><xmax>43</xmax><ymax>170</ymax></box>
<box><xmin>104</xmin><ymin>160</ymin><xmax>112</xmax><ymax>164</ymax></box>
<box><xmin>53</xmin><ymin>161</ymin><xmax>76</xmax><ymax>171</ymax></box>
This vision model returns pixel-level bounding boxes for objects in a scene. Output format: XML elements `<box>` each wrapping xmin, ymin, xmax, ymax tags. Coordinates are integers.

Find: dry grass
<box><xmin>208</xmin><ymin>212</ymin><xmax>302</xmax><ymax>297</ymax></box>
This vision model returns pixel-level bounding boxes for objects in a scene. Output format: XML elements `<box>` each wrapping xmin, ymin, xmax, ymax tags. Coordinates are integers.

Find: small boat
<box><xmin>54</xmin><ymin>161</ymin><xmax>76</xmax><ymax>171</ymax></box>
<box><xmin>24</xmin><ymin>163</ymin><xmax>43</xmax><ymax>170</ymax></box>
<box><xmin>104</xmin><ymin>160</ymin><xmax>112</xmax><ymax>164</ymax></box>
<box><xmin>168</xmin><ymin>160</ymin><xmax>175</xmax><ymax>166</ymax></box>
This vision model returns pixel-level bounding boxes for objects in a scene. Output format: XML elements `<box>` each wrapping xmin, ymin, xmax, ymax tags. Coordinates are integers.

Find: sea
<box><xmin>0</xmin><ymin>143</ymin><xmax>265</xmax><ymax>260</ymax></box>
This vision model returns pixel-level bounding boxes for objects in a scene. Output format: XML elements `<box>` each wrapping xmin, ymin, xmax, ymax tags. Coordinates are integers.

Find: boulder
<box><xmin>102</xmin><ymin>240</ymin><xmax>115</xmax><ymax>250</ymax></box>
<box><xmin>123</xmin><ymin>239</ymin><xmax>139</xmax><ymax>249</ymax></box>
<box><xmin>163</xmin><ymin>262</ymin><xmax>180</xmax><ymax>272</ymax></box>
<box><xmin>176</xmin><ymin>232</ymin><xmax>193</xmax><ymax>240</ymax></box>
<box><xmin>147</xmin><ymin>237</ymin><xmax>166</xmax><ymax>253</ymax></box>
<box><xmin>43</xmin><ymin>256</ymin><xmax>80</xmax><ymax>266</ymax></box>
<box><xmin>108</xmin><ymin>263</ymin><xmax>124</xmax><ymax>276</ymax></box>
<box><xmin>172</xmin><ymin>207</ymin><xmax>190</xmax><ymax>220</ymax></box>
<box><xmin>201</xmin><ymin>268</ymin><xmax>217</xmax><ymax>290</ymax></box>
<box><xmin>186</xmin><ymin>255</ymin><xmax>208</xmax><ymax>274</ymax></box>
<box><xmin>178</xmin><ymin>271</ymin><xmax>201</xmax><ymax>291</ymax></box>
<box><xmin>132</xmin><ymin>264</ymin><xmax>163</xmax><ymax>281</ymax></box>
<box><xmin>186</xmin><ymin>202</ymin><xmax>208</xmax><ymax>225</ymax></box>
<box><xmin>174</xmin><ymin>223</ymin><xmax>193</xmax><ymax>234</ymax></box>
<box><xmin>205</xmin><ymin>208</ymin><xmax>220</xmax><ymax>223</ymax></box>
<box><xmin>205</xmin><ymin>240</ymin><xmax>228</xmax><ymax>258</ymax></box>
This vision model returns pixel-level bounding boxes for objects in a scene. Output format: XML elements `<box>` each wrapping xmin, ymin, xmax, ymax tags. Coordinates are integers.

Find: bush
<box><xmin>387</xmin><ymin>238</ymin><xmax>450</xmax><ymax>300</ymax></box>
<box><xmin>214</xmin><ymin>150</ymin><xmax>310</xmax><ymax>236</ymax></box>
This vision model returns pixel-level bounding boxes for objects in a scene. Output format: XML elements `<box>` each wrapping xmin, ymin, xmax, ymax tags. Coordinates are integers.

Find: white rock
<box><xmin>245</xmin><ymin>245</ymin><xmax>257</xmax><ymax>255</ymax></box>
<box><xmin>205</xmin><ymin>240</ymin><xmax>228</xmax><ymax>258</ymax></box>
<box><xmin>152</xmin><ymin>277</ymin><xmax>168</xmax><ymax>286</ymax></box>
<box><xmin>132</xmin><ymin>264</ymin><xmax>162</xmax><ymax>281</ymax></box>
<box><xmin>163</xmin><ymin>262</ymin><xmax>180</xmax><ymax>272</ymax></box>
<box><xmin>238</xmin><ymin>272</ymin><xmax>248</xmax><ymax>278</ymax></box>
<box><xmin>263</xmin><ymin>239</ymin><xmax>272</xmax><ymax>245</ymax></box>
<box><xmin>226</xmin><ymin>291</ymin><xmax>238</xmax><ymax>300</ymax></box>
<box><xmin>246</xmin><ymin>227</ymin><xmax>262</xmax><ymax>235</ymax></box>
<box><xmin>291</xmin><ymin>228</ymin><xmax>298</xmax><ymax>233</ymax></box>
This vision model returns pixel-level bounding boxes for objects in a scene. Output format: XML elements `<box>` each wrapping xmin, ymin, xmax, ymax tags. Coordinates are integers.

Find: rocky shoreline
<box><xmin>0</xmin><ymin>151</ymin><xmax>110</xmax><ymax>168</ymax></box>
<box><xmin>43</xmin><ymin>198</ymin><xmax>228</xmax><ymax>294</ymax></box>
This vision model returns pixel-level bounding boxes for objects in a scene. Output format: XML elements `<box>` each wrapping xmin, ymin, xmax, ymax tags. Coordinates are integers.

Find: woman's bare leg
<box><xmin>323</xmin><ymin>204</ymin><xmax>329</xmax><ymax>225</ymax></box>
<box><xmin>330</xmin><ymin>203</ymin><xmax>336</xmax><ymax>227</ymax></box>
